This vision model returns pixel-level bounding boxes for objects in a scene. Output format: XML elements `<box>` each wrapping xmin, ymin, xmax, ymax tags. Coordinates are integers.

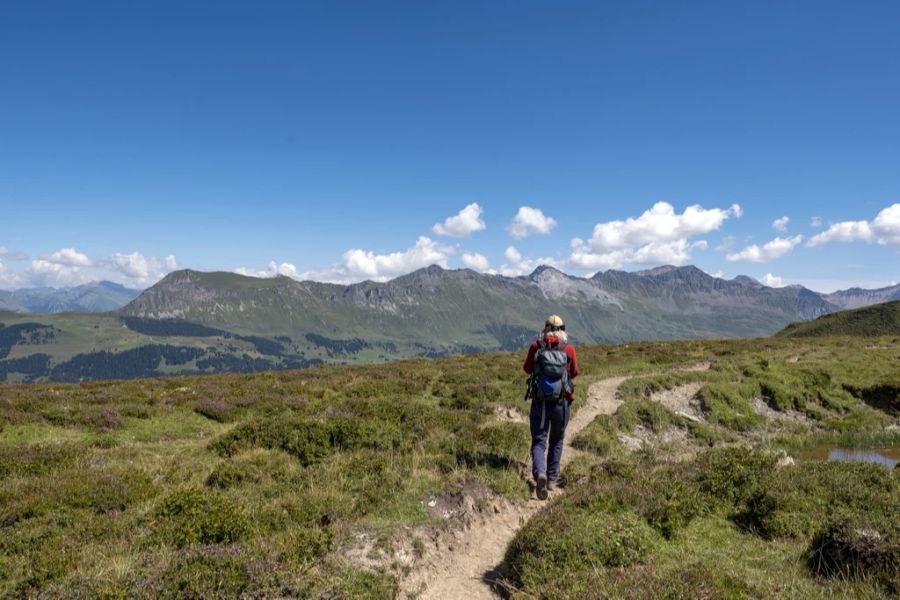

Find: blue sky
<box><xmin>1</xmin><ymin>0</ymin><xmax>898</xmax><ymax>292</ymax></box>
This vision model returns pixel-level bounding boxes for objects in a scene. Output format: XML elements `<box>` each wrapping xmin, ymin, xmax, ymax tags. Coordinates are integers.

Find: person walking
<box><xmin>523</xmin><ymin>315</ymin><xmax>579</xmax><ymax>500</ymax></box>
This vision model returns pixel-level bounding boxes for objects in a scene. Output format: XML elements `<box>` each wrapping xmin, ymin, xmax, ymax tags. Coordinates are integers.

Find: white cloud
<box><xmin>43</xmin><ymin>247</ymin><xmax>92</xmax><ymax>267</ymax></box>
<box><xmin>301</xmin><ymin>236</ymin><xmax>456</xmax><ymax>283</ymax></box>
<box><xmin>505</xmin><ymin>246</ymin><xmax>522</xmax><ymax>264</ymax></box>
<box><xmin>759</xmin><ymin>273</ymin><xmax>786</xmax><ymax>287</ymax></box>
<box><xmin>499</xmin><ymin>245</ymin><xmax>561</xmax><ymax>276</ymax></box>
<box><xmin>810</xmin><ymin>216</ymin><xmax>823</xmax><ymax>228</ymax></box>
<box><xmin>807</xmin><ymin>204</ymin><xmax>900</xmax><ymax>247</ymax></box>
<box><xmin>235</xmin><ymin>261</ymin><xmax>300</xmax><ymax>279</ymax></box>
<box><xmin>0</xmin><ymin>258</ymin><xmax>23</xmax><ymax>287</ymax></box>
<box><xmin>0</xmin><ymin>248</ymin><xmax>180</xmax><ymax>289</ymax></box>
<box><xmin>26</xmin><ymin>259</ymin><xmax>91</xmax><ymax>287</ymax></box>
<box><xmin>431</xmin><ymin>203</ymin><xmax>486</xmax><ymax>238</ymax></box>
<box><xmin>772</xmin><ymin>216</ymin><xmax>790</xmax><ymax>232</ymax></box>
<box><xmin>460</xmin><ymin>252</ymin><xmax>490</xmax><ymax>271</ymax></box>
<box><xmin>110</xmin><ymin>252</ymin><xmax>179</xmax><ymax>286</ymax></box>
<box><xmin>506</xmin><ymin>206</ymin><xmax>558</xmax><ymax>239</ymax></box>
<box><xmin>726</xmin><ymin>235</ymin><xmax>803</xmax><ymax>262</ymax></box>
<box><xmin>569</xmin><ymin>239</ymin><xmax>710</xmax><ymax>270</ymax></box>
<box><xmin>568</xmin><ymin>202</ymin><xmax>740</xmax><ymax>270</ymax></box>
<box><xmin>0</xmin><ymin>246</ymin><xmax>27</xmax><ymax>261</ymax></box>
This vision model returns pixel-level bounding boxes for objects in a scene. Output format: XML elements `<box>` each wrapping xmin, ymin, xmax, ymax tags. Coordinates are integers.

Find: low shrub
<box><xmin>0</xmin><ymin>443</ymin><xmax>83</xmax><ymax>479</ymax></box>
<box><xmin>154</xmin><ymin>487</ymin><xmax>249</xmax><ymax>547</ymax></box>
<box><xmin>504</xmin><ymin>502</ymin><xmax>656</xmax><ymax>591</ymax></box>
<box><xmin>194</xmin><ymin>399</ymin><xmax>239</xmax><ymax>423</ymax></box>
<box><xmin>695</xmin><ymin>447</ymin><xmax>776</xmax><ymax>507</ymax></box>
<box><xmin>209</xmin><ymin>414</ymin><xmax>402</xmax><ymax>466</ymax></box>
<box><xmin>62</xmin><ymin>468</ymin><xmax>156</xmax><ymax>513</ymax></box>
<box><xmin>736</xmin><ymin>461</ymin><xmax>898</xmax><ymax>540</ymax></box>
<box><xmin>205</xmin><ymin>450</ymin><xmax>300</xmax><ymax>490</ymax></box>
<box><xmin>158</xmin><ymin>544</ymin><xmax>253</xmax><ymax>599</ymax></box>
<box><xmin>807</xmin><ymin>514</ymin><xmax>899</xmax><ymax>592</ymax></box>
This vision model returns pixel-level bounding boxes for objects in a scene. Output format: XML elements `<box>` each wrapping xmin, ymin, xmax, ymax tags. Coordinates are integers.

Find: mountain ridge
<box><xmin>5</xmin><ymin>264</ymin><xmax>898</xmax><ymax>382</ymax></box>
<box><xmin>0</xmin><ymin>280</ymin><xmax>141</xmax><ymax>313</ymax></box>
<box><xmin>121</xmin><ymin>264</ymin><xmax>838</xmax><ymax>344</ymax></box>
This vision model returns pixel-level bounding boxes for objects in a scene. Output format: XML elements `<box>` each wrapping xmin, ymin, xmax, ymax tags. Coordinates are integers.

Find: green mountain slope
<box><xmin>1</xmin><ymin>265</ymin><xmax>849</xmax><ymax>382</ymax></box>
<box><xmin>122</xmin><ymin>265</ymin><xmax>837</xmax><ymax>346</ymax></box>
<box><xmin>775</xmin><ymin>300</ymin><xmax>900</xmax><ymax>337</ymax></box>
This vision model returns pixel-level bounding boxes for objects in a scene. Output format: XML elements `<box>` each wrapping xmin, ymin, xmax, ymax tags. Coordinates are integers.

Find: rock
<box><xmin>617</xmin><ymin>432</ymin><xmax>643</xmax><ymax>451</ymax></box>
<box><xmin>776</xmin><ymin>455</ymin><xmax>795</xmax><ymax>468</ymax></box>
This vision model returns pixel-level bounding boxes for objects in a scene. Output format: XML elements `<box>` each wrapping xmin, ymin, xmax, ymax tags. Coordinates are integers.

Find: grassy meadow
<box><xmin>0</xmin><ymin>336</ymin><xmax>897</xmax><ymax>598</ymax></box>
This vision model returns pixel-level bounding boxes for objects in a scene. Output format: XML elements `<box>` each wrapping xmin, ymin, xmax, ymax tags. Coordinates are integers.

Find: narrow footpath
<box><xmin>401</xmin><ymin>376</ymin><xmax>627</xmax><ymax>599</ymax></box>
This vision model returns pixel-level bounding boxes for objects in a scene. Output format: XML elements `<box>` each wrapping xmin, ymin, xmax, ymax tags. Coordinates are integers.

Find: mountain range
<box><xmin>1</xmin><ymin>264</ymin><xmax>897</xmax><ymax>382</ymax></box>
<box><xmin>0</xmin><ymin>281</ymin><xmax>141</xmax><ymax>313</ymax></box>
<box><xmin>122</xmin><ymin>265</ymin><xmax>836</xmax><ymax>345</ymax></box>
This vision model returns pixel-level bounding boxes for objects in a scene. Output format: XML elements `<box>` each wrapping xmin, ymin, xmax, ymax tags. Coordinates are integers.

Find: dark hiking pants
<box><xmin>530</xmin><ymin>397</ymin><xmax>570</xmax><ymax>482</ymax></box>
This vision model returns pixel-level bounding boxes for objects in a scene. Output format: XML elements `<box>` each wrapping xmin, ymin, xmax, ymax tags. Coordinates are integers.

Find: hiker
<box><xmin>523</xmin><ymin>314</ymin><xmax>579</xmax><ymax>500</ymax></box>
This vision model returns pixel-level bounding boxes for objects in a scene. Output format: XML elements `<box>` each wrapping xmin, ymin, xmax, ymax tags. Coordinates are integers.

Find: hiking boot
<box><xmin>547</xmin><ymin>479</ymin><xmax>558</xmax><ymax>492</ymax></box>
<box><xmin>536</xmin><ymin>474</ymin><xmax>548</xmax><ymax>500</ymax></box>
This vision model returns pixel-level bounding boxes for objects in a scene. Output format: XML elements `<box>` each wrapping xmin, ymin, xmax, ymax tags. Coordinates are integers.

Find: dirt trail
<box><xmin>401</xmin><ymin>377</ymin><xmax>627</xmax><ymax>599</ymax></box>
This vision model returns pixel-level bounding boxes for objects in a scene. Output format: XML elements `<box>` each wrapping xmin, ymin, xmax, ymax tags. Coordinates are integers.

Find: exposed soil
<box><xmin>492</xmin><ymin>405</ymin><xmax>528</xmax><ymax>425</ymax></box>
<box><xmin>652</xmin><ymin>382</ymin><xmax>705</xmax><ymax>423</ymax></box>
<box><xmin>750</xmin><ymin>397</ymin><xmax>812</xmax><ymax>423</ymax></box>
<box><xmin>399</xmin><ymin>377</ymin><xmax>627</xmax><ymax>599</ymax></box>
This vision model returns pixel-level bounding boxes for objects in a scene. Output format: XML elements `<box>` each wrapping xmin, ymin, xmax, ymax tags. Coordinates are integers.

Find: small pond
<box><xmin>798</xmin><ymin>446</ymin><xmax>899</xmax><ymax>469</ymax></box>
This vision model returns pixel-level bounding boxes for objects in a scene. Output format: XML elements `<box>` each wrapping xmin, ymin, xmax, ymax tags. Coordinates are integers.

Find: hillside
<box><xmin>776</xmin><ymin>300</ymin><xmax>900</xmax><ymax>337</ymax></box>
<box><xmin>122</xmin><ymin>266</ymin><xmax>836</xmax><ymax>345</ymax></box>
<box><xmin>0</xmin><ymin>264</ymin><xmax>850</xmax><ymax>382</ymax></box>
<box><xmin>1</xmin><ymin>336</ymin><xmax>897</xmax><ymax>598</ymax></box>
<box><xmin>5</xmin><ymin>264</ymin><xmax>899</xmax><ymax>383</ymax></box>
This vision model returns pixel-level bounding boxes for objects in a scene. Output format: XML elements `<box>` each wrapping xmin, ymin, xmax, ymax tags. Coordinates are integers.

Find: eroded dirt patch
<box><xmin>652</xmin><ymin>382</ymin><xmax>705</xmax><ymax>423</ymax></box>
<box><xmin>398</xmin><ymin>376</ymin><xmax>628</xmax><ymax>600</ymax></box>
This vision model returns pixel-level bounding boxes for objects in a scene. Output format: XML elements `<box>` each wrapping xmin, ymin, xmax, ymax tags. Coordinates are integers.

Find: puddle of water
<box><xmin>799</xmin><ymin>446</ymin><xmax>899</xmax><ymax>468</ymax></box>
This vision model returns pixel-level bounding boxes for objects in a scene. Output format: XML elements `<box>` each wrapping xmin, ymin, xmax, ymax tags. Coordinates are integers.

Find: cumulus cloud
<box><xmin>506</xmin><ymin>206</ymin><xmax>558</xmax><ymax>239</ymax></box>
<box><xmin>498</xmin><ymin>245</ymin><xmax>561</xmax><ymax>276</ymax></box>
<box><xmin>431</xmin><ymin>203</ymin><xmax>486</xmax><ymax>237</ymax></box>
<box><xmin>301</xmin><ymin>236</ymin><xmax>456</xmax><ymax>284</ymax></box>
<box><xmin>772</xmin><ymin>216</ymin><xmax>790</xmax><ymax>232</ymax></box>
<box><xmin>0</xmin><ymin>246</ymin><xmax>27</xmax><ymax>261</ymax></box>
<box><xmin>460</xmin><ymin>252</ymin><xmax>490</xmax><ymax>271</ymax></box>
<box><xmin>0</xmin><ymin>258</ymin><xmax>24</xmax><ymax>288</ymax></box>
<box><xmin>726</xmin><ymin>235</ymin><xmax>803</xmax><ymax>262</ymax></box>
<box><xmin>0</xmin><ymin>248</ymin><xmax>178</xmax><ymax>289</ymax></box>
<box><xmin>110</xmin><ymin>252</ymin><xmax>179</xmax><ymax>286</ymax></box>
<box><xmin>810</xmin><ymin>216</ymin><xmax>823</xmax><ymax>228</ymax></box>
<box><xmin>26</xmin><ymin>259</ymin><xmax>91</xmax><ymax>287</ymax></box>
<box><xmin>235</xmin><ymin>261</ymin><xmax>300</xmax><ymax>279</ymax></box>
<box><xmin>759</xmin><ymin>273</ymin><xmax>786</xmax><ymax>287</ymax></box>
<box><xmin>568</xmin><ymin>202</ymin><xmax>740</xmax><ymax>270</ymax></box>
<box><xmin>807</xmin><ymin>203</ymin><xmax>900</xmax><ymax>247</ymax></box>
<box><xmin>42</xmin><ymin>247</ymin><xmax>92</xmax><ymax>267</ymax></box>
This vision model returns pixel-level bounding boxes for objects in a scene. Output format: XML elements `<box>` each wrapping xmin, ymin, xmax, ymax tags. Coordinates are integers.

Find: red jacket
<box><xmin>523</xmin><ymin>339</ymin><xmax>579</xmax><ymax>401</ymax></box>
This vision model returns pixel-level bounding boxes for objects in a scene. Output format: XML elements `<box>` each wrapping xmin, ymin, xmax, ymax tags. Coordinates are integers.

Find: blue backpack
<box><xmin>532</xmin><ymin>341</ymin><xmax>570</xmax><ymax>403</ymax></box>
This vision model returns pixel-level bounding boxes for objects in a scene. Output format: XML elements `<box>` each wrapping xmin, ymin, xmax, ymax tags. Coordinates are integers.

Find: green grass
<box><xmin>0</xmin><ymin>335</ymin><xmax>897</xmax><ymax>597</ymax></box>
<box><xmin>503</xmin><ymin>449</ymin><xmax>899</xmax><ymax>599</ymax></box>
